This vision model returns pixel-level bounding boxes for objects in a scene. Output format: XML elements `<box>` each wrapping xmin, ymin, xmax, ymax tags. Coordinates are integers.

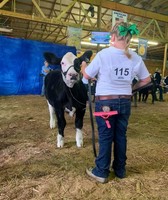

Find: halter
<box><xmin>62</xmin><ymin>65</ymin><xmax>74</xmax><ymax>78</ymax></box>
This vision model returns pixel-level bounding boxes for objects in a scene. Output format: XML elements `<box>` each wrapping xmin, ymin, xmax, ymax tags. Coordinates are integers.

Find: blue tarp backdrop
<box><xmin>0</xmin><ymin>35</ymin><xmax>76</xmax><ymax>95</ymax></box>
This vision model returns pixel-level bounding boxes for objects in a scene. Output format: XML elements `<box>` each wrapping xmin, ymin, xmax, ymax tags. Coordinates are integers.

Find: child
<box><xmin>41</xmin><ymin>60</ymin><xmax>51</xmax><ymax>96</ymax></box>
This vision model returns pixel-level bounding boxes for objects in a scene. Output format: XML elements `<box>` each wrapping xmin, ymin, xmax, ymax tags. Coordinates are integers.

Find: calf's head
<box><xmin>61</xmin><ymin>52</ymin><xmax>79</xmax><ymax>88</ymax></box>
<box><xmin>44</xmin><ymin>50</ymin><xmax>93</xmax><ymax>88</ymax></box>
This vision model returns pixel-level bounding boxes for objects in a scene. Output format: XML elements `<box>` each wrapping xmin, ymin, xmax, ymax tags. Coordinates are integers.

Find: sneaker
<box><xmin>114</xmin><ymin>172</ymin><xmax>126</xmax><ymax>179</ymax></box>
<box><xmin>85</xmin><ymin>168</ymin><xmax>108</xmax><ymax>183</ymax></box>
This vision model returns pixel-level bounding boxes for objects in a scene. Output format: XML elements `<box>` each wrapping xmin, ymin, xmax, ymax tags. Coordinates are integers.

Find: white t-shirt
<box><xmin>85</xmin><ymin>46</ymin><xmax>150</xmax><ymax>96</ymax></box>
<box><xmin>82</xmin><ymin>77</ymin><xmax>88</xmax><ymax>84</ymax></box>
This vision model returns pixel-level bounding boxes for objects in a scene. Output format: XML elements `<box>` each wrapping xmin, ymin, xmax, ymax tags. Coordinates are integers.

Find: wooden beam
<box><xmin>0</xmin><ymin>8</ymin><xmax>168</xmax><ymax>43</ymax></box>
<box><xmin>97</xmin><ymin>4</ymin><xmax>101</xmax><ymax>28</ymax></box>
<box><xmin>26</xmin><ymin>23</ymin><xmax>38</xmax><ymax>38</ymax></box>
<box><xmin>163</xmin><ymin>43</ymin><xmax>168</xmax><ymax>77</ymax></box>
<box><xmin>32</xmin><ymin>0</ymin><xmax>46</xmax><ymax>18</ymax></box>
<box><xmin>140</xmin><ymin>19</ymin><xmax>154</xmax><ymax>36</ymax></box>
<box><xmin>129</xmin><ymin>0</ymin><xmax>140</xmax><ymax>6</ymax></box>
<box><xmin>0</xmin><ymin>0</ymin><xmax>11</xmax><ymax>9</ymax></box>
<box><xmin>12</xmin><ymin>0</ymin><xmax>16</xmax><ymax>12</ymax></box>
<box><xmin>42</xmin><ymin>5</ymin><xmax>74</xmax><ymax>41</ymax></box>
<box><xmin>79</xmin><ymin>0</ymin><xmax>168</xmax><ymax>23</ymax></box>
<box><xmin>150</xmin><ymin>0</ymin><xmax>168</xmax><ymax>7</ymax></box>
<box><xmin>55</xmin><ymin>0</ymin><xmax>77</xmax><ymax>20</ymax></box>
<box><xmin>166</xmin><ymin>23</ymin><xmax>168</xmax><ymax>39</ymax></box>
<box><xmin>154</xmin><ymin>20</ymin><xmax>164</xmax><ymax>39</ymax></box>
<box><xmin>78</xmin><ymin>2</ymin><xmax>94</xmax><ymax>27</ymax></box>
<box><xmin>49</xmin><ymin>0</ymin><xmax>57</xmax><ymax>17</ymax></box>
<box><xmin>0</xmin><ymin>9</ymin><xmax>99</xmax><ymax>31</ymax></box>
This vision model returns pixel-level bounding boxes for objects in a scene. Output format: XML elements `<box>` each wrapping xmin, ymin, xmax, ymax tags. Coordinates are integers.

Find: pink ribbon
<box><xmin>93</xmin><ymin>111</ymin><xmax>118</xmax><ymax>128</ymax></box>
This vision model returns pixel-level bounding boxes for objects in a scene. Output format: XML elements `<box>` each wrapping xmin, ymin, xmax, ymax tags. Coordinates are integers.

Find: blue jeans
<box><xmin>92</xmin><ymin>98</ymin><xmax>131</xmax><ymax>178</ymax></box>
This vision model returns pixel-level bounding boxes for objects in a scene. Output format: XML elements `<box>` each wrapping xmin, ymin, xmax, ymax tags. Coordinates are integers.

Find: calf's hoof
<box><xmin>76</xmin><ymin>129</ymin><xmax>83</xmax><ymax>148</ymax></box>
<box><xmin>57</xmin><ymin>134</ymin><xmax>64</xmax><ymax>147</ymax></box>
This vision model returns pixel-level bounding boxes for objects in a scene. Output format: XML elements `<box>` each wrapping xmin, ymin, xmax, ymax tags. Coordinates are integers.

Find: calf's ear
<box><xmin>81</xmin><ymin>50</ymin><xmax>93</xmax><ymax>62</ymax></box>
<box><xmin>43</xmin><ymin>52</ymin><xmax>62</xmax><ymax>65</ymax></box>
<box><xmin>74</xmin><ymin>50</ymin><xmax>93</xmax><ymax>73</ymax></box>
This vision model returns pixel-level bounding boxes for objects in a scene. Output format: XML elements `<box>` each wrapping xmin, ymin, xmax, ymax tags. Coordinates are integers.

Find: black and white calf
<box><xmin>44</xmin><ymin>50</ymin><xmax>92</xmax><ymax>147</ymax></box>
<box><xmin>138</xmin><ymin>77</ymin><xmax>156</xmax><ymax>104</ymax></box>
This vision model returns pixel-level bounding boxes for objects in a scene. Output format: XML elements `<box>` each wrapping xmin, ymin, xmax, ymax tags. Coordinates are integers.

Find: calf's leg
<box><xmin>55</xmin><ymin>108</ymin><xmax>66</xmax><ymax>148</ymax></box>
<box><xmin>76</xmin><ymin>128</ymin><xmax>83</xmax><ymax>147</ymax></box>
<box><xmin>57</xmin><ymin>133</ymin><xmax>64</xmax><ymax>148</ymax></box>
<box><xmin>47</xmin><ymin>101</ymin><xmax>66</xmax><ymax>147</ymax></box>
<box><xmin>47</xmin><ymin>101</ymin><xmax>56</xmax><ymax>129</ymax></box>
<box><xmin>75</xmin><ymin>108</ymin><xmax>86</xmax><ymax>147</ymax></box>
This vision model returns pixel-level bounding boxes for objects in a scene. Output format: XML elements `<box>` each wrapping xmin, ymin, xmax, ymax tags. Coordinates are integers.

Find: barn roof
<box><xmin>0</xmin><ymin>0</ymin><xmax>168</xmax><ymax>60</ymax></box>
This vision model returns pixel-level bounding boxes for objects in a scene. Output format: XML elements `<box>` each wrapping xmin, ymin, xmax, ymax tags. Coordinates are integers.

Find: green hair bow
<box><xmin>118</xmin><ymin>24</ymin><xmax>139</xmax><ymax>36</ymax></box>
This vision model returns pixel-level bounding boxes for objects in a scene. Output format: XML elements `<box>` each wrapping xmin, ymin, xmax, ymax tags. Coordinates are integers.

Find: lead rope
<box><xmin>88</xmin><ymin>79</ymin><xmax>97</xmax><ymax>157</ymax></box>
<box><xmin>69</xmin><ymin>88</ymin><xmax>86</xmax><ymax>107</ymax></box>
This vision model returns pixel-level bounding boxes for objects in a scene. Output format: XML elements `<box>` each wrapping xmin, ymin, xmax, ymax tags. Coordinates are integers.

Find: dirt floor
<box><xmin>0</xmin><ymin>94</ymin><xmax>168</xmax><ymax>200</ymax></box>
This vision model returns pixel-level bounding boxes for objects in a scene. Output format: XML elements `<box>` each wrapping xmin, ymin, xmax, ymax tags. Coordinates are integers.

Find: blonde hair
<box><xmin>111</xmin><ymin>22</ymin><xmax>132</xmax><ymax>59</ymax></box>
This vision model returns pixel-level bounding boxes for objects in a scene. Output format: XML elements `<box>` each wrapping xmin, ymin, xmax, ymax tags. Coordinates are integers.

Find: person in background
<box><xmin>49</xmin><ymin>63</ymin><xmax>61</xmax><ymax>71</ymax></box>
<box><xmin>163</xmin><ymin>75</ymin><xmax>168</xmax><ymax>93</ymax></box>
<box><xmin>81</xmin><ymin>22</ymin><xmax>151</xmax><ymax>183</ymax></box>
<box><xmin>153</xmin><ymin>68</ymin><xmax>164</xmax><ymax>101</ymax></box>
<box><xmin>41</xmin><ymin>60</ymin><xmax>51</xmax><ymax>96</ymax></box>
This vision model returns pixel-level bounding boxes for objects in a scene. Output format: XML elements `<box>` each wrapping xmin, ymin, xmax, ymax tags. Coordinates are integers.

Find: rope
<box><xmin>69</xmin><ymin>88</ymin><xmax>86</xmax><ymax>106</ymax></box>
<box><xmin>88</xmin><ymin>79</ymin><xmax>97</xmax><ymax>157</ymax></box>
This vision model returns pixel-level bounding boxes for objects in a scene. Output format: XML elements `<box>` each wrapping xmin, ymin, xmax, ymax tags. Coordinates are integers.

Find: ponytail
<box><xmin>125</xmin><ymin>47</ymin><xmax>131</xmax><ymax>59</ymax></box>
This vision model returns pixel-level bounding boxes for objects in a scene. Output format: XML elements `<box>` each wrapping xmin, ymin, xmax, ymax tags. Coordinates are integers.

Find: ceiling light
<box><xmin>81</xmin><ymin>41</ymin><xmax>109</xmax><ymax>47</ymax></box>
<box><xmin>131</xmin><ymin>38</ymin><xmax>139</xmax><ymax>43</ymax></box>
<box><xmin>0</xmin><ymin>27</ymin><xmax>13</xmax><ymax>33</ymax></box>
<box><xmin>81</xmin><ymin>41</ymin><xmax>97</xmax><ymax>46</ymax></box>
<box><xmin>147</xmin><ymin>41</ymin><xmax>158</xmax><ymax>45</ymax></box>
<box><xmin>129</xmin><ymin>48</ymin><xmax>136</xmax><ymax>51</ymax></box>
